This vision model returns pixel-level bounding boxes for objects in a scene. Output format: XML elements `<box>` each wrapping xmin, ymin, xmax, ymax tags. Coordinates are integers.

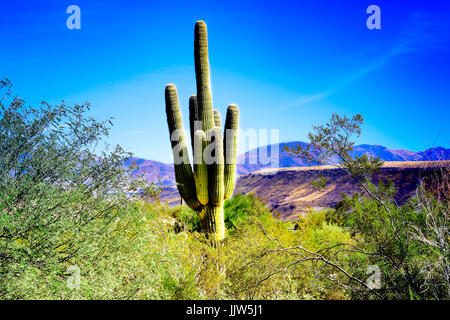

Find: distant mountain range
<box><xmin>236</xmin><ymin>142</ymin><xmax>450</xmax><ymax>174</ymax></box>
<box><xmin>157</xmin><ymin>161</ymin><xmax>450</xmax><ymax>219</ymax></box>
<box><xmin>124</xmin><ymin>157</ymin><xmax>175</xmax><ymax>186</ymax></box>
<box><xmin>127</xmin><ymin>142</ymin><xmax>450</xmax><ymax>186</ymax></box>
<box><xmin>233</xmin><ymin>161</ymin><xmax>450</xmax><ymax>219</ymax></box>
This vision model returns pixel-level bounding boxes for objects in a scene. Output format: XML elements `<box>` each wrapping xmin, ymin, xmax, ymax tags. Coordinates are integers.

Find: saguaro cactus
<box><xmin>165</xmin><ymin>21</ymin><xmax>239</xmax><ymax>242</ymax></box>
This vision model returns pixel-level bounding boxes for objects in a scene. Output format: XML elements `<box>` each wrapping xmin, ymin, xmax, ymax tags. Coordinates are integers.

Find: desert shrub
<box><xmin>0</xmin><ymin>79</ymin><xmax>155</xmax><ymax>298</ymax></box>
<box><xmin>62</xmin><ymin>201</ymin><xmax>225</xmax><ymax>300</ymax></box>
<box><xmin>0</xmin><ymin>186</ymin><xmax>359</xmax><ymax>300</ymax></box>
<box><xmin>332</xmin><ymin>185</ymin><xmax>449</xmax><ymax>299</ymax></box>
<box><xmin>223</xmin><ymin>193</ymin><xmax>273</xmax><ymax>230</ymax></box>
<box><xmin>168</xmin><ymin>205</ymin><xmax>200</xmax><ymax>233</ymax></box>
<box><xmin>0</xmin><ymin>199</ymin><xmax>209</xmax><ymax>299</ymax></box>
<box><xmin>4</xmin><ymin>193</ymin><xmax>355</xmax><ymax>300</ymax></box>
<box><xmin>286</xmin><ymin>112</ymin><xmax>450</xmax><ymax>299</ymax></box>
<box><xmin>222</xmin><ymin>198</ymin><xmax>353</xmax><ymax>299</ymax></box>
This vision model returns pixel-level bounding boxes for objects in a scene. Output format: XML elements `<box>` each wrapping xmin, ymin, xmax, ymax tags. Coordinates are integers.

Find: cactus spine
<box><xmin>165</xmin><ymin>21</ymin><xmax>239</xmax><ymax>242</ymax></box>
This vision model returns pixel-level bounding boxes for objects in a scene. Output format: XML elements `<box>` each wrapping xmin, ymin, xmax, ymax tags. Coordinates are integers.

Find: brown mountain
<box><xmin>133</xmin><ymin>142</ymin><xmax>450</xmax><ymax>218</ymax></box>
<box><xmin>233</xmin><ymin>161</ymin><xmax>449</xmax><ymax>220</ymax></box>
<box><xmin>131</xmin><ymin>142</ymin><xmax>450</xmax><ymax>187</ymax></box>
<box><xmin>159</xmin><ymin>160</ymin><xmax>450</xmax><ymax>220</ymax></box>
<box><xmin>125</xmin><ymin>157</ymin><xmax>174</xmax><ymax>186</ymax></box>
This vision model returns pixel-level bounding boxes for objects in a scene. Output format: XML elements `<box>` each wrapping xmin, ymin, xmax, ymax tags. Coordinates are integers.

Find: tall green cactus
<box><xmin>165</xmin><ymin>21</ymin><xmax>239</xmax><ymax>242</ymax></box>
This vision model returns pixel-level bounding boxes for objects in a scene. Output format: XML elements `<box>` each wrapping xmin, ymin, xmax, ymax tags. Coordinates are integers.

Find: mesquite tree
<box><xmin>0</xmin><ymin>78</ymin><xmax>155</xmax><ymax>295</ymax></box>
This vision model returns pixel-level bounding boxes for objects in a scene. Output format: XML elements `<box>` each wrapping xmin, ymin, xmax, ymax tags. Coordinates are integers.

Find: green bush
<box><xmin>0</xmin><ymin>79</ymin><xmax>155</xmax><ymax>298</ymax></box>
<box><xmin>169</xmin><ymin>205</ymin><xmax>200</xmax><ymax>233</ymax></box>
<box><xmin>1</xmin><ymin>187</ymin><xmax>356</xmax><ymax>300</ymax></box>
<box><xmin>224</xmin><ymin>193</ymin><xmax>273</xmax><ymax>230</ymax></box>
<box><xmin>330</xmin><ymin>185</ymin><xmax>449</xmax><ymax>300</ymax></box>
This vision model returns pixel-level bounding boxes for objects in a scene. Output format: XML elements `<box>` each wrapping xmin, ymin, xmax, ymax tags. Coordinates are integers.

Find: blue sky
<box><xmin>1</xmin><ymin>0</ymin><xmax>449</xmax><ymax>163</ymax></box>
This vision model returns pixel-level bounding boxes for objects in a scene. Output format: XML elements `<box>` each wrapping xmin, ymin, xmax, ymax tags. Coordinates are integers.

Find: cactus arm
<box><xmin>224</xmin><ymin>104</ymin><xmax>239</xmax><ymax>199</ymax></box>
<box><xmin>213</xmin><ymin>109</ymin><xmax>222</xmax><ymax>128</ymax></box>
<box><xmin>165</xmin><ymin>84</ymin><xmax>202</xmax><ymax>210</ymax></box>
<box><xmin>194</xmin><ymin>21</ymin><xmax>215</xmax><ymax>132</ymax></box>
<box><xmin>193</xmin><ymin>130</ymin><xmax>209</xmax><ymax>205</ymax></box>
<box><xmin>208</xmin><ymin>127</ymin><xmax>225</xmax><ymax>206</ymax></box>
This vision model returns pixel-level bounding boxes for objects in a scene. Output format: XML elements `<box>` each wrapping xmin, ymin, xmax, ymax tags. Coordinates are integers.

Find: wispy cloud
<box><xmin>123</xmin><ymin>129</ymin><xmax>150</xmax><ymax>136</ymax></box>
<box><xmin>397</xmin><ymin>10</ymin><xmax>450</xmax><ymax>53</ymax></box>
<box><xmin>285</xmin><ymin>90</ymin><xmax>335</xmax><ymax>108</ymax></box>
<box><xmin>287</xmin><ymin>9</ymin><xmax>450</xmax><ymax>109</ymax></box>
<box><xmin>343</xmin><ymin>9</ymin><xmax>450</xmax><ymax>84</ymax></box>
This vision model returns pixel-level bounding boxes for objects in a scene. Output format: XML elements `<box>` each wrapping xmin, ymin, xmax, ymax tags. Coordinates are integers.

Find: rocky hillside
<box><xmin>130</xmin><ymin>143</ymin><xmax>450</xmax><ymax>187</ymax></box>
<box><xmin>125</xmin><ymin>157</ymin><xmax>175</xmax><ymax>186</ymax></box>
<box><xmin>159</xmin><ymin>161</ymin><xmax>450</xmax><ymax>220</ymax></box>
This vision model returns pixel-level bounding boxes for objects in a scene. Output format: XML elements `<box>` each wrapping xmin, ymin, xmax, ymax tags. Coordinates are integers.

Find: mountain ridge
<box><xmin>129</xmin><ymin>142</ymin><xmax>450</xmax><ymax>186</ymax></box>
<box><xmin>233</xmin><ymin>160</ymin><xmax>450</xmax><ymax>219</ymax></box>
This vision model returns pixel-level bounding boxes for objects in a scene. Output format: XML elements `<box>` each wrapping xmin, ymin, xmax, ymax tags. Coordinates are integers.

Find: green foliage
<box><xmin>223</xmin><ymin>193</ymin><xmax>272</xmax><ymax>229</ymax></box>
<box><xmin>328</xmin><ymin>176</ymin><xmax>450</xmax><ymax>299</ymax></box>
<box><xmin>0</xmin><ymin>79</ymin><xmax>157</xmax><ymax>298</ymax></box>
<box><xmin>310</xmin><ymin>175</ymin><xmax>328</xmax><ymax>191</ymax></box>
<box><xmin>287</xmin><ymin>112</ymin><xmax>450</xmax><ymax>299</ymax></box>
<box><xmin>170</xmin><ymin>205</ymin><xmax>200</xmax><ymax>233</ymax></box>
<box><xmin>223</xmin><ymin>204</ymin><xmax>353</xmax><ymax>299</ymax></box>
<box><xmin>1</xmin><ymin>185</ymin><xmax>355</xmax><ymax>300</ymax></box>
